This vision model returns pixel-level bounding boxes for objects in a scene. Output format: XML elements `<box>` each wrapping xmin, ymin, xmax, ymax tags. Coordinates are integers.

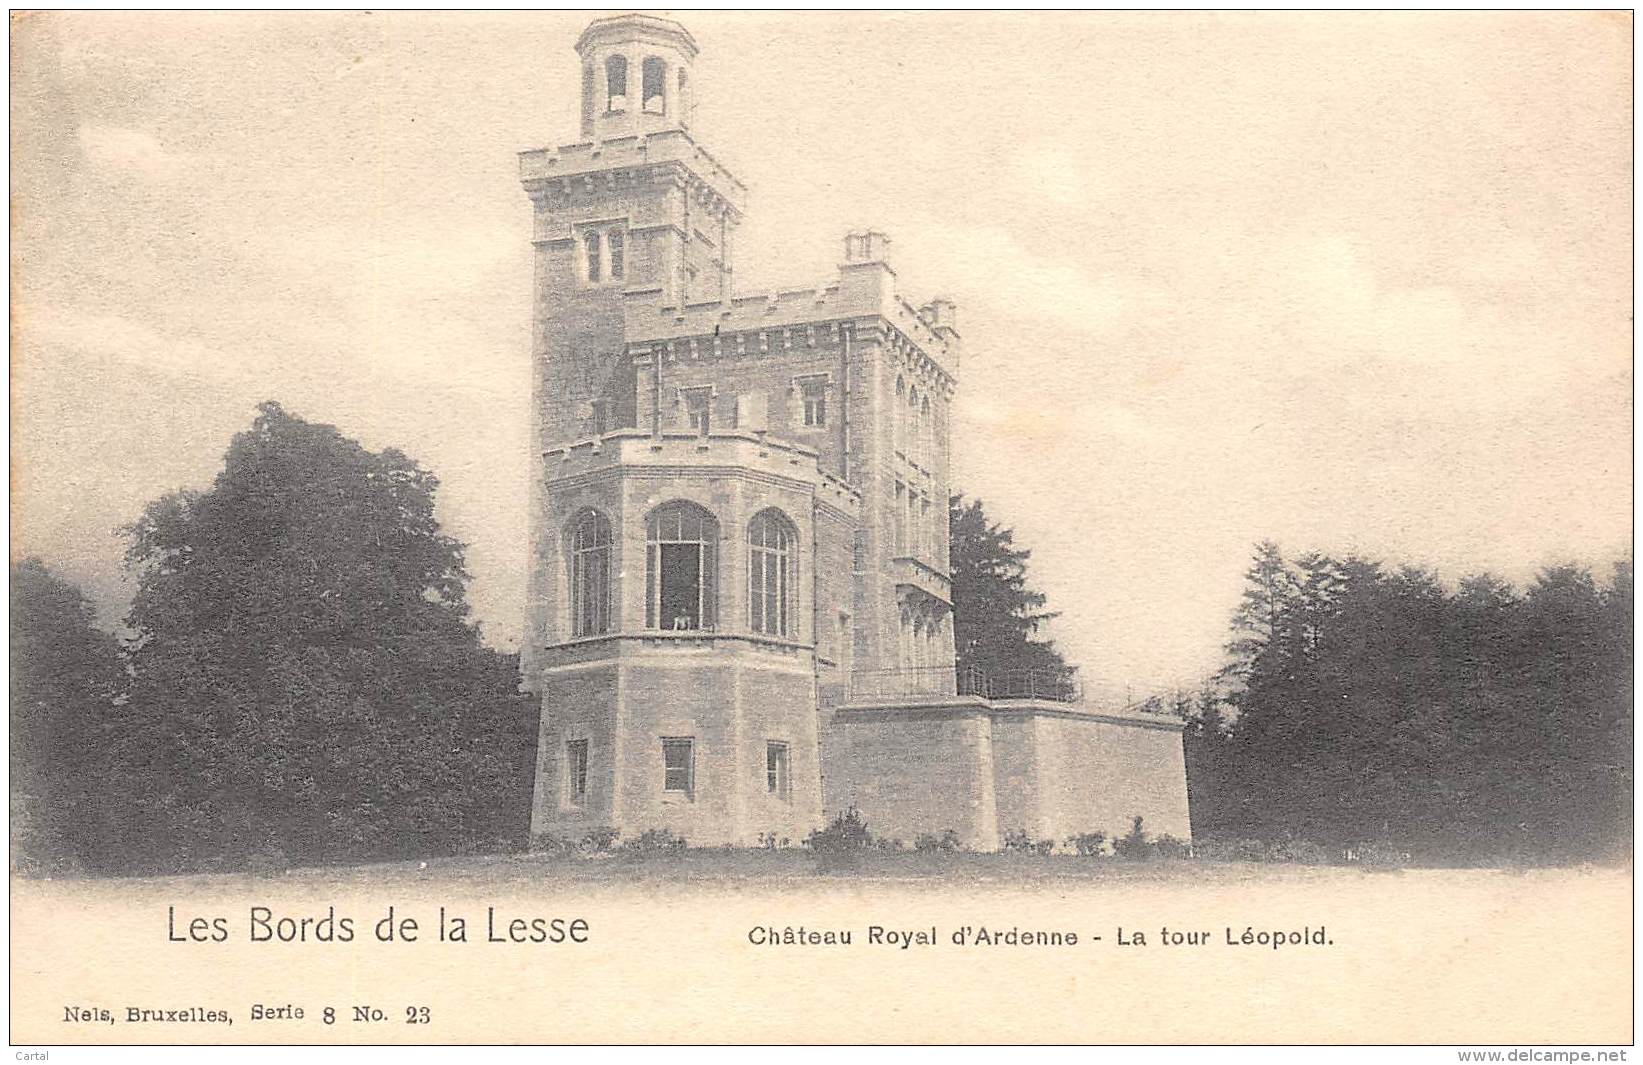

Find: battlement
<box><xmin>620</xmin><ymin>266</ymin><xmax>958</xmax><ymax>381</ymax></box>
<box><xmin>544</xmin><ymin>429</ymin><xmax>861</xmax><ymax>515</ymax></box>
<box><xmin>519</xmin><ymin>128</ymin><xmax>746</xmax><ymax>215</ymax></box>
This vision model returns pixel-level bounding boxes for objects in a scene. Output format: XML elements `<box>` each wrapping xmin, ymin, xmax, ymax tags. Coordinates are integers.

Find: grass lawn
<box><xmin>35</xmin><ymin>844</ymin><xmax>1608</xmax><ymax>892</ymax></box>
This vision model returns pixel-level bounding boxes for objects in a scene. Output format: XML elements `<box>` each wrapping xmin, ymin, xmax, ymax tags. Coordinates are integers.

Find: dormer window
<box><xmin>642</xmin><ymin>57</ymin><xmax>667</xmax><ymax>114</ymax></box>
<box><xmin>605</xmin><ymin>55</ymin><xmax>628</xmax><ymax>112</ymax></box>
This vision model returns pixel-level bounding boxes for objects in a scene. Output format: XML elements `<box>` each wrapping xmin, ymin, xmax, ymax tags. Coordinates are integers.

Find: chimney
<box><xmin>842</xmin><ymin>229</ymin><xmax>892</xmax><ymax>265</ymax></box>
<box><xmin>919</xmin><ymin>298</ymin><xmax>957</xmax><ymax>336</ymax></box>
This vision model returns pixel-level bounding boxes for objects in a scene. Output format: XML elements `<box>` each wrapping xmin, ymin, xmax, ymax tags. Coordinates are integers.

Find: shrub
<box><xmin>1265</xmin><ymin>836</ymin><xmax>1329</xmax><ymax>865</ymax></box>
<box><xmin>1066</xmin><ymin>831</ymin><xmax>1107</xmax><ymax>857</ymax></box>
<box><xmin>623</xmin><ymin>828</ymin><xmax>687</xmax><ymax>856</ymax></box>
<box><xmin>528</xmin><ymin>833</ymin><xmax>581</xmax><ymax>859</ymax></box>
<box><xmin>1002</xmin><ymin>829</ymin><xmax>1055</xmax><ymax>855</ymax></box>
<box><xmin>806</xmin><ymin>807</ymin><xmax>873</xmax><ymax>872</ymax></box>
<box><xmin>1112</xmin><ymin>816</ymin><xmax>1151</xmax><ymax>861</ymax></box>
<box><xmin>580</xmin><ymin>826</ymin><xmax>621</xmax><ymax>854</ymax></box>
<box><xmin>914</xmin><ymin>829</ymin><xmax>962</xmax><ymax>853</ymax></box>
<box><xmin>1345</xmin><ymin>840</ymin><xmax>1409</xmax><ymax>869</ymax></box>
<box><xmin>456</xmin><ymin>835</ymin><xmax>523</xmax><ymax>858</ymax></box>
<box><xmin>873</xmin><ymin>837</ymin><xmax>905</xmax><ymax>852</ymax></box>
<box><xmin>1152</xmin><ymin>834</ymin><xmax>1190</xmax><ymax>860</ymax></box>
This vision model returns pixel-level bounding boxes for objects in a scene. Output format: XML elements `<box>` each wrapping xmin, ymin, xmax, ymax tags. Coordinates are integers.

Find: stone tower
<box><xmin>519</xmin><ymin>15</ymin><xmax>1187</xmax><ymax>852</ymax></box>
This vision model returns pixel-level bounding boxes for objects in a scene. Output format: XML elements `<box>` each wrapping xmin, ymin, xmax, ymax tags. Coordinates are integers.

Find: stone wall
<box><xmin>821</xmin><ymin>699</ymin><xmax>1189</xmax><ymax>852</ymax></box>
<box><xmin>824</xmin><ymin>700</ymin><xmax>1000</xmax><ymax>851</ymax></box>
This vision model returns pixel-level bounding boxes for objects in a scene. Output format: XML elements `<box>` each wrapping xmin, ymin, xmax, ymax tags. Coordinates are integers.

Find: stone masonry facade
<box><xmin>520</xmin><ymin>14</ymin><xmax>1190</xmax><ymax>850</ymax></box>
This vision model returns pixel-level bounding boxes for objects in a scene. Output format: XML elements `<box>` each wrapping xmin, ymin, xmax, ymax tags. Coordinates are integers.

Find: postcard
<box><xmin>8</xmin><ymin>10</ymin><xmax>1632</xmax><ymax>1048</ymax></box>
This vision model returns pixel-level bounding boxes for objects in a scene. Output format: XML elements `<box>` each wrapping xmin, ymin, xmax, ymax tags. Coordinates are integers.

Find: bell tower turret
<box><xmin>576</xmin><ymin>14</ymin><xmax>698</xmax><ymax>141</ymax></box>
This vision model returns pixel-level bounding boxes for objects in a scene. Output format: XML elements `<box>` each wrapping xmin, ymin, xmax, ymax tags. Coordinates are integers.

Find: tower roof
<box><xmin>575</xmin><ymin>14</ymin><xmax>699</xmax><ymax>59</ymax></box>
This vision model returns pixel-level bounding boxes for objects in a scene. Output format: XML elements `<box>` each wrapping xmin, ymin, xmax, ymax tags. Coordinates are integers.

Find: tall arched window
<box><xmin>583</xmin><ymin>231</ymin><xmax>601</xmax><ymax>282</ymax></box>
<box><xmin>569</xmin><ymin>510</ymin><xmax>612</xmax><ymax>637</ymax></box>
<box><xmin>748</xmin><ymin>509</ymin><xmax>796</xmax><ymax>637</ymax></box>
<box><xmin>921</xmin><ymin>395</ymin><xmax>932</xmax><ymax>470</ymax></box>
<box><xmin>907</xmin><ymin>385</ymin><xmax>920</xmax><ymax>466</ymax></box>
<box><xmin>646</xmin><ymin>502</ymin><xmax>719</xmax><ymax>631</ymax></box>
<box><xmin>894</xmin><ymin>376</ymin><xmax>905</xmax><ymax>457</ymax></box>
<box><xmin>605</xmin><ymin>55</ymin><xmax>628</xmax><ymax>111</ymax></box>
<box><xmin>642</xmin><ymin>57</ymin><xmax>667</xmax><ymax>114</ymax></box>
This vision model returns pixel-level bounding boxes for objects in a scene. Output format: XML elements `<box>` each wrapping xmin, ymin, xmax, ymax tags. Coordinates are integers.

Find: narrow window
<box><xmin>646</xmin><ymin>502</ymin><xmax>719</xmax><ymax>631</ymax></box>
<box><xmin>566</xmin><ymin>739</ymin><xmax>589</xmax><ymax>804</ymax></box>
<box><xmin>681</xmin><ymin>387</ymin><xmax>711</xmax><ymax>435</ymax></box>
<box><xmin>894</xmin><ymin>376</ymin><xmax>905</xmax><ymax>457</ymax></box>
<box><xmin>748</xmin><ymin>510</ymin><xmax>794</xmax><ymax>637</ymax></box>
<box><xmin>766</xmin><ymin>742</ymin><xmax>790</xmax><ymax>800</ymax></box>
<box><xmin>570</xmin><ymin>510</ymin><xmax>612</xmax><ymax>637</ymax></box>
<box><xmin>605</xmin><ymin>55</ymin><xmax>628</xmax><ymax>111</ymax></box>
<box><xmin>677</xmin><ymin>68</ymin><xmax>690</xmax><ymax>126</ymax></box>
<box><xmin>893</xmin><ymin>482</ymin><xmax>906</xmax><ymax>556</ymax></box>
<box><xmin>581</xmin><ymin>64</ymin><xmax>596</xmax><ymax>134</ymax></box>
<box><xmin>607</xmin><ymin>229</ymin><xmax>625</xmax><ymax>281</ymax></box>
<box><xmin>908</xmin><ymin>492</ymin><xmax>919</xmax><ymax>560</ymax></box>
<box><xmin>921</xmin><ymin>396</ymin><xmax>932</xmax><ymax>468</ymax></box>
<box><xmin>590</xmin><ymin>398</ymin><xmax>609</xmax><ymax>437</ymax></box>
<box><xmin>642</xmin><ymin>57</ymin><xmax>667</xmax><ymax>114</ymax></box>
<box><xmin>583</xmin><ymin>231</ymin><xmax>601</xmax><ymax>283</ymax></box>
<box><xmin>800</xmin><ymin>377</ymin><xmax>828</xmax><ymax>427</ymax></box>
<box><xmin>662</xmin><ymin>737</ymin><xmax>694</xmax><ymax>795</ymax></box>
<box><xmin>908</xmin><ymin>386</ymin><xmax>920</xmax><ymax>466</ymax></box>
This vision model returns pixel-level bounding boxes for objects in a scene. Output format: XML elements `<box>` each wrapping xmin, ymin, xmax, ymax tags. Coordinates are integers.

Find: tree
<box><xmin>116</xmin><ymin>401</ymin><xmax>535</xmax><ymax>873</ymax></box>
<box><xmin>9</xmin><ymin>559</ymin><xmax>125</xmax><ymax>873</ymax></box>
<box><xmin>947</xmin><ymin>494</ymin><xmax>1072</xmax><ymax>689</ymax></box>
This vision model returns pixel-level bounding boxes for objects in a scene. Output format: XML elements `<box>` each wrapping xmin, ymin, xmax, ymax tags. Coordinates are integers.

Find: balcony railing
<box><xmin>836</xmin><ymin>665</ymin><xmax>1082</xmax><ymax>704</ymax></box>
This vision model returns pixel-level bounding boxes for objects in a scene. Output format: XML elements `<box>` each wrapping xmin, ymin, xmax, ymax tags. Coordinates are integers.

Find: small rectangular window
<box><xmin>682</xmin><ymin>388</ymin><xmax>711</xmax><ymax>435</ymax></box>
<box><xmin>567</xmin><ymin>740</ymin><xmax>589</xmax><ymax>804</ymax></box>
<box><xmin>662</xmin><ymin>738</ymin><xmax>694</xmax><ymax>795</ymax></box>
<box><xmin>608</xmin><ymin>230</ymin><xmax>625</xmax><ymax>280</ymax></box>
<box><xmin>766</xmin><ymin>742</ymin><xmax>790</xmax><ymax>799</ymax></box>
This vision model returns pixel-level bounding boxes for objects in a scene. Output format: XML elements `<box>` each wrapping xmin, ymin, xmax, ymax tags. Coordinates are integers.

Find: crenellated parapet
<box><xmin>520</xmin><ymin>129</ymin><xmax>746</xmax><ymax>226</ymax></box>
<box><xmin>543</xmin><ymin>428</ymin><xmax>861</xmax><ymax>521</ymax></box>
<box><xmin>619</xmin><ymin>262</ymin><xmax>958</xmax><ymax>390</ymax></box>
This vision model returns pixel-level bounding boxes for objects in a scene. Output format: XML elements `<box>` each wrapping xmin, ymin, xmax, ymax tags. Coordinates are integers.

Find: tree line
<box><xmin>1179</xmin><ymin>542</ymin><xmax>1632</xmax><ymax>864</ymax></box>
<box><xmin>14</xmin><ymin>401</ymin><xmax>1623</xmax><ymax>874</ymax></box>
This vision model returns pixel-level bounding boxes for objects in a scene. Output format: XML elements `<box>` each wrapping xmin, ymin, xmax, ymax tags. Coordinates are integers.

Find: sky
<box><xmin>10</xmin><ymin>11</ymin><xmax>1633</xmax><ymax>696</ymax></box>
